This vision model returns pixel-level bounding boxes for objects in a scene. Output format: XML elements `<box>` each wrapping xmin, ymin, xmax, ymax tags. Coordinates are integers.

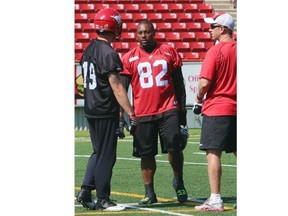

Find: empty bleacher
<box><xmin>75</xmin><ymin>0</ymin><xmax>237</xmax><ymax>62</ymax></box>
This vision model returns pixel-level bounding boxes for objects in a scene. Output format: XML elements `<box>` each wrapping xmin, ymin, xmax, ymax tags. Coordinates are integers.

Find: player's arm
<box><xmin>196</xmin><ymin>77</ymin><xmax>211</xmax><ymax>102</ymax></box>
<box><xmin>108</xmin><ymin>72</ymin><xmax>134</xmax><ymax>116</ymax></box>
<box><xmin>172</xmin><ymin>67</ymin><xmax>187</xmax><ymax>125</ymax></box>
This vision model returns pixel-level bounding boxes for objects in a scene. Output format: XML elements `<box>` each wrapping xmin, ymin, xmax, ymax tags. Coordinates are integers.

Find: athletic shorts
<box><xmin>132</xmin><ymin>111</ymin><xmax>185</xmax><ymax>158</ymax></box>
<box><xmin>200</xmin><ymin>115</ymin><xmax>237</xmax><ymax>153</ymax></box>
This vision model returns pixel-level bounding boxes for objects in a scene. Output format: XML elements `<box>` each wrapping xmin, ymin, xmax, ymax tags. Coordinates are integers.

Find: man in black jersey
<box><xmin>76</xmin><ymin>8</ymin><xmax>137</xmax><ymax>211</ymax></box>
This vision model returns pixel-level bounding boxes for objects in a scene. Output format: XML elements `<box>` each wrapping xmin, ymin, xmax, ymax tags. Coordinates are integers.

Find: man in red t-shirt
<box><xmin>194</xmin><ymin>12</ymin><xmax>237</xmax><ymax>212</ymax></box>
<box><xmin>121</xmin><ymin>20</ymin><xmax>188</xmax><ymax>205</ymax></box>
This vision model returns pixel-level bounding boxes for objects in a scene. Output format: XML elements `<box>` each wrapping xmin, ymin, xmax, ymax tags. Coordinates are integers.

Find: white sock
<box><xmin>210</xmin><ymin>193</ymin><xmax>221</xmax><ymax>202</ymax></box>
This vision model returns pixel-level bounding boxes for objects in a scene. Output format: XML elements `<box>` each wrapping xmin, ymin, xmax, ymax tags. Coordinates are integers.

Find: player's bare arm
<box><xmin>108</xmin><ymin>72</ymin><xmax>134</xmax><ymax>116</ymax></box>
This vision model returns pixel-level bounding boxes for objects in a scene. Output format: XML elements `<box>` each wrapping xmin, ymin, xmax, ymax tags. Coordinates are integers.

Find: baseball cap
<box><xmin>204</xmin><ymin>12</ymin><xmax>234</xmax><ymax>31</ymax></box>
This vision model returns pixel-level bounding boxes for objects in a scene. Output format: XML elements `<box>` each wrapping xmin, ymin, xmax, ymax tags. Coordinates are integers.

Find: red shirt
<box><xmin>121</xmin><ymin>43</ymin><xmax>182</xmax><ymax>117</ymax></box>
<box><xmin>200</xmin><ymin>41</ymin><xmax>237</xmax><ymax>116</ymax></box>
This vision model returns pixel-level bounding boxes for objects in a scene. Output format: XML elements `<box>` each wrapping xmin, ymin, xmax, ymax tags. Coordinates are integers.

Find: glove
<box><xmin>129</xmin><ymin>115</ymin><xmax>138</xmax><ymax>135</ymax></box>
<box><xmin>193</xmin><ymin>102</ymin><xmax>202</xmax><ymax>115</ymax></box>
<box><xmin>180</xmin><ymin>125</ymin><xmax>189</xmax><ymax>148</ymax></box>
<box><xmin>116</xmin><ymin>117</ymin><xmax>127</xmax><ymax>139</ymax></box>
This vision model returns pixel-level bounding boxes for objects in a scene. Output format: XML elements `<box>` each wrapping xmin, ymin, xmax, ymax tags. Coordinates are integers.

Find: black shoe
<box><xmin>76</xmin><ymin>188</ymin><xmax>96</xmax><ymax>210</ymax></box>
<box><xmin>173</xmin><ymin>179</ymin><xmax>188</xmax><ymax>203</ymax></box>
<box><xmin>96</xmin><ymin>198</ymin><xmax>125</xmax><ymax>211</ymax></box>
<box><xmin>138</xmin><ymin>194</ymin><xmax>158</xmax><ymax>205</ymax></box>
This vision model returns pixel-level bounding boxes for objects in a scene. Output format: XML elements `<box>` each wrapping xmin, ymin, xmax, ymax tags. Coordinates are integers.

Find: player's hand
<box><xmin>193</xmin><ymin>102</ymin><xmax>202</xmax><ymax>115</ymax></box>
<box><xmin>117</xmin><ymin>117</ymin><xmax>127</xmax><ymax>139</ymax></box>
<box><xmin>129</xmin><ymin>115</ymin><xmax>138</xmax><ymax>135</ymax></box>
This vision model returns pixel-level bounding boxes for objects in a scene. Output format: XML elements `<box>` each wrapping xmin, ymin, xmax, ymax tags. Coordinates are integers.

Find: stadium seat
<box><xmin>198</xmin><ymin>52</ymin><xmax>207</xmax><ymax>59</ymax></box>
<box><xmin>120</xmin><ymin>32</ymin><xmax>136</xmax><ymax>42</ymax></box>
<box><xmin>138</xmin><ymin>3</ymin><xmax>154</xmax><ymax>12</ymax></box>
<box><xmin>111</xmin><ymin>42</ymin><xmax>130</xmax><ymax>52</ymax></box>
<box><xmin>106</xmin><ymin>4</ymin><xmax>125</xmax><ymax>13</ymax></box>
<box><xmin>133</xmin><ymin>13</ymin><xmax>148</xmax><ymax>22</ymax></box>
<box><xmin>75</xmin><ymin>13</ymin><xmax>88</xmax><ymax>23</ymax></box>
<box><xmin>204</xmin><ymin>41</ymin><xmax>214</xmax><ymax>50</ymax></box>
<box><xmin>165</xmin><ymin>42</ymin><xmax>175</xmax><ymax>48</ymax></box>
<box><xmin>79</xmin><ymin>4</ymin><xmax>95</xmax><ymax>13</ymax></box>
<box><xmin>75</xmin><ymin>32</ymin><xmax>90</xmax><ymax>43</ymax></box>
<box><xmin>180</xmin><ymin>32</ymin><xmax>196</xmax><ymax>42</ymax></box>
<box><xmin>128</xmin><ymin>42</ymin><xmax>139</xmax><ymax>49</ymax></box>
<box><xmin>182</xmin><ymin>52</ymin><xmax>200</xmax><ymax>60</ymax></box>
<box><xmin>174</xmin><ymin>42</ymin><xmax>191</xmax><ymax>52</ymax></box>
<box><xmin>75</xmin><ymin>52</ymin><xmax>82</xmax><ymax>61</ymax></box>
<box><xmin>192</xmin><ymin>12</ymin><xmax>207</xmax><ymax>22</ymax></box>
<box><xmin>154</xmin><ymin>3</ymin><xmax>169</xmax><ymax>12</ymax></box>
<box><xmin>162</xmin><ymin>13</ymin><xmax>178</xmax><ymax>22</ymax></box>
<box><xmin>146</xmin><ymin>13</ymin><xmax>163</xmax><ymax>22</ymax></box>
<box><xmin>86</xmin><ymin>13</ymin><xmax>95</xmax><ymax>22</ymax></box>
<box><xmin>186</xmin><ymin>22</ymin><xmax>202</xmax><ymax>32</ymax></box>
<box><xmin>75</xmin><ymin>42</ymin><xmax>83</xmax><ymax>53</ymax></box>
<box><xmin>75</xmin><ymin>23</ymin><xmax>82</xmax><ymax>33</ymax></box>
<box><xmin>89</xmin><ymin>32</ymin><xmax>98</xmax><ymax>40</ymax></box>
<box><xmin>94</xmin><ymin>3</ymin><xmax>109</xmax><ymax>11</ymax></box>
<box><xmin>125</xmin><ymin>4</ymin><xmax>140</xmax><ymax>12</ymax></box>
<box><xmin>121</xmin><ymin>13</ymin><xmax>133</xmax><ymax>22</ymax></box>
<box><xmin>126</xmin><ymin>23</ymin><xmax>138</xmax><ymax>32</ymax></box>
<box><xmin>81</xmin><ymin>23</ymin><xmax>95</xmax><ymax>32</ymax></box>
<box><xmin>165</xmin><ymin>32</ymin><xmax>181</xmax><ymax>41</ymax></box>
<box><xmin>197</xmin><ymin>3</ymin><xmax>213</xmax><ymax>13</ymax></box>
<box><xmin>177</xmin><ymin>13</ymin><xmax>193</xmax><ymax>22</ymax></box>
<box><xmin>201</xmin><ymin>22</ymin><xmax>210</xmax><ymax>31</ymax></box>
<box><xmin>195</xmin><ymin>32</ymin><xmax>212</xmax><ymax>42</ymax></box>
<box><xmin>189</xmin><ymin>42</ymin><xmax>206</xmax><ymax>52</ymax></box>
<box><xmin>182</xmin><ymin>3</ymin><xmax>198</xmax><ymax>13</ymax></box>
<box><xmin>154</xmin><ymin>32</ymin><xmax>166</xmax><ymax>42</ymax></box>
<box><xmin>75</xmin><ymin>4</ymin><xmax>80</xmax><ymax>13</ymax></box>
<box><xmin>168</xmin><ymin>4</ymin><xmax>183</xmax><ymax>12</ymax></box>
<box><xmin>171</xmin><ymin>23</ymin><xmax>187</xmax><ymax>32</ymax></box>
<box><xmin>157</xmin><ymin>23</ymin><xmax>172</xmax><ymax>32</ymax></box>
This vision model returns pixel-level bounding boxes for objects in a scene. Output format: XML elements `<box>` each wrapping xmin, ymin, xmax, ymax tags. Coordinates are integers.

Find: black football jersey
<box><xmin>80</xmin><ymin>39</ymin><xmax>123</xmax><ymax>118</ymax></box>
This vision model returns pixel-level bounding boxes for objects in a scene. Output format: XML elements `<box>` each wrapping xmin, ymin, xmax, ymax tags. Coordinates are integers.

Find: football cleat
<box><xmin>138</xmin><ymin>194</ymin><xmax>158</xmax><ymax>205</ymax></box>
<box><xmin>195</xmin><ymin>198</ymin><xmax>224</xmax><ymax>212</ymax></box>
<box><xmin>76</xmin><ymin>188</ymin><xmax>96</xmax><ymax>210</ymax></box>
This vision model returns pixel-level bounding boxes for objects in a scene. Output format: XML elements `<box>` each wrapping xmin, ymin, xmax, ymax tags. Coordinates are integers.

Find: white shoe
<box><xmin>195</xmin><ymin>198</ymin><xmax>224</xmax><ymax>212</ymax></box>
<box><xmin>103</xmin><ymin>205</ymin><xmax>126</xmax><ymax>212</ymax></box>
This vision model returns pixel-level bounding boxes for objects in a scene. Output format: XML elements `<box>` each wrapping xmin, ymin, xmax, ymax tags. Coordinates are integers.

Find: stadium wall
<box><xmin>74</xmin><ymin>62</ymin><xmax>203</xmax><ymax>130</ymax></box>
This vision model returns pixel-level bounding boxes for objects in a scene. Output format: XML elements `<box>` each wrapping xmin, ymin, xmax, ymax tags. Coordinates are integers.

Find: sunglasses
<box><xmin>210</xmin><ymin>24</ymin><xmax>222</xmax><ymax>29</ymax></box>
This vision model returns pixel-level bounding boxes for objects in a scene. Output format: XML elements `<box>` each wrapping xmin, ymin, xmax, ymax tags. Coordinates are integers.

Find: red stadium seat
<box><xmin>186</xmin><ymin>22</ymin><xmax>202</xmax><ymax>32</ymax></box>
<box><xmin>121</xmin><ymin>13</ymin><xmax>133</xmax><ymax>22</ymax></box>
<box><xmin>79</xmin><ymin>4</ymin><xmax>95</xmax><ymax>13</ymax></box>
<box><xmin>133</xmin><ymin>13</ymin><xmax>148</xmax><ymax>22</ymax></box>
<box><xmin>128</xmin><ymin>42</ymin><xmax>139</xmax><ymax>49</ymax></box>
<box><xmin>168</xmin><ymin>4</ymin><xmax>183</xmax><ymax>12</ymax></box>
<box><xmin>201</xmin><ymin>22</ymin><xmax>210</xmax><ymax>31</ymax></box>
<box><xmin>75</xmin><ymin>32</ymin><xmax>90</xmax><ymax>42</ymax></box>
<box><xmin>154</xmin><ymin>32</ymin><xmax>166</xmax><ymax>42</ymax></box>
<box><xmin>75</xmin><ymin>4</ymin><xmax>80</xmax><ymax>13</ymax></box>
<box><xmin>138</xmin><ymin>3</ymin><xmax>154</xmax><ymax>12</ymax></box>
<box><xmin>125</xmin><ymin>4</ymin><xmax>140</xmax><ymax>12</ymax></box>
<box><xmin>189</xmin><ymin>42</ymin><xmax>206</xmax><ymax>52</ymax></box>
<box><xmin>197</xmin><ymin>3</ymin><xmax>213</xmax><ymax>13</ymax></box>
<box><xmin>75</xmin><ymin>42</ymin><xmax>83</xmax><ymax>53</ymax></box>
<box><xmin>75</xmin><ymin>23</ymin><xmax>82</xmax><ymax>33</ymax></box>
<box><xmin>192</xmin><ymin>12</ymin><xmax>207</xmax><ymax>22</ymax></box>
<box><xmin>157</xmin><ymin>23</ymin><xmax>172</xmax><ymax>32</ymax></box>
<box><xmin>154</xmin><ymin>3</ymin><xmax>169</xmax><ymax>12</ymax></box>
<box><xmin>146</xmin><ymin>13</ymin><xmax>163</xmax><ymax>22</ymax></box>
<box><xmin>94</xmin><ymin>3</ymin><xmax>109</xmax><ymax>11</ymax></box>
<box><xmin>165</xmin><ymin>32</ymin><xmax>181</xmax><ymax>41</ymax></box>
<box><xmin>89</xmin><ymin>32</ymin><xmax>98</xmax><ymax>40</ymax></box>
<box><xmin>75</xmin><ymin>52</ymin><xmax>82</xmax><ymax>61</ymax></box>
<box><xmin>162</xmin><ymin>13</ymin><xmax>178</xmax><ymax>22</ymax></box>
<box><xmin>180</xmin><ymin>32</ymin><xmax>196</xmax><ymax>42</ymax></box>
<box><xmin>165</xmin><ymin>42</ymin><xmax>175</xmax><ymax>48</ymax></box>
<box><xmin>182</xmin><ymin>3</ymin><xmax>198</xmax><ymax>13</ymax></box>
<box><xmin>111</xmin><ymin>42</ymin><xmax>130</xmax><ymax>52</ymax></box>
<box><xmin>195</xmin><ymin>32</ymin><xmax>212</xmax><ymax>42</ymax></box>
<box><xmin>75</xmin><ymin>13</ymin><xmax>88</xmax><ymax>23</ymax></box>
<box><xmin>81</xmin><ymin>23</ymin><xmax>95</xmax><ymax>32</ymax></box>
<box><xmin>177</xmin><ymin>13</ymin><xmax>193</xmax><ymax>22</ymax></box>
<box><xmin>107</xmin><ymin>4</ymin><xmax>125</xmax><ymax>13</ymax></box>
<box><xmin>204</xmin><ymin>41</ymin><xmax>214</xmax><ymax>50</ymax></box>
<box><xmin>121</xmin><ymin>32</ymin><xmax>136</xmax><ymax>41</ymax></box>
<box><xmin>174</xmin><ymin>42</ymin><xmax>191</xmax><ymax>52</ymax></box>
<box><xmin>126</xmin><ymin>22</ymin><xmax>138</xmax><ymax>32</ymax></box>
<box><xmin>171</xmin><ymin>23</ymin><xmax>187</xmax><ymax>32</ymax></box>
<box><xmin>198</xmin><ymin>52</ymin><xmax>207</xmax><ymax>59</ymax></box>
<box><xmin>182</xmin><ymin>52</ymin><xmax>200</xmax><ymax>60</ymax></box>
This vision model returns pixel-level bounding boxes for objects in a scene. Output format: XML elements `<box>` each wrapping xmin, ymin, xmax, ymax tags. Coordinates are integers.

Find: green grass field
<box><xmin>75</xmin><ymin>129</ymin><xmax>237</xmax><ymax>216</ymax></box>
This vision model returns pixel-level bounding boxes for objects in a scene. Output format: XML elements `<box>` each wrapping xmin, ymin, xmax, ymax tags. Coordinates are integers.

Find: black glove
<box><xmin>180</xmin><ymin>125</ymin><xmax>189</xmax><ymax>149</ymax></box>
<box><xmin>116</xmin><ymin>117</ymin><xmax>127</xmax><ymax>139</ymax></box>
<box><xmin>129</xmin><ymin>115</ymin><xmax>138</xmax><ymax>135</ymax></box>
<box><xmin>193</xmin><ymin>102</ymin><xmax>202</xmax><ymax>115</ymax></box>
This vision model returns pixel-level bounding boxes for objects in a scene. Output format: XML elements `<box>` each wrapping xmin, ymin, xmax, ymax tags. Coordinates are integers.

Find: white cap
<box><xmin>204</xmin><ymin>12</ymin><xmax>234</xmax><ymax>31</ymax></box>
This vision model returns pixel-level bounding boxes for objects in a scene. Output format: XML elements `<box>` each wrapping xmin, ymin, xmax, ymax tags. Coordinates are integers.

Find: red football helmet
<box><xmin>94</xmin><ymin>8</ymin><xmax>122</xmax><ymax>39</ymax></box>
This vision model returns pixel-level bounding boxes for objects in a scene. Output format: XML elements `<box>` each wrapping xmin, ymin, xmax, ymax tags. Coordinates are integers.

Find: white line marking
<box><xmin>74</xmin><ymin>155</ymin><xmax>236</xmax><ymax>168</ymax></box>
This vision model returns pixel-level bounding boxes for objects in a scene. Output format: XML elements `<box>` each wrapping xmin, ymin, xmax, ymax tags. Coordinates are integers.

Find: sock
<box><xmin>144</xmin><ymin>183</ymin><xmax>155</xmax><ymax>197</ymax></box>
<box><xmin>173</xmin><ymin>175</ymin><xmax>184</xmax><ymax>188</ymax></box>
<box><xmin>210</xmin><ymin>193</ymin><xmax>221</xmax><ymax>202</ymax></box>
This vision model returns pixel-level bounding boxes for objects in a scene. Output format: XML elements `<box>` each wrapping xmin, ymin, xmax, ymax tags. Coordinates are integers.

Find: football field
<box><xmin>75</xmin><ymin>129</ymin><xmax>237</xmax><ymax>216</ymax></box>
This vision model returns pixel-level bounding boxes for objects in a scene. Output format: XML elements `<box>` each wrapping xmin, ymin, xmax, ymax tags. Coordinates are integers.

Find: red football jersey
<box><xmin>121</xmin><ymin>43</ymin><xmax>183</xmax><ymax>117</ymax></box>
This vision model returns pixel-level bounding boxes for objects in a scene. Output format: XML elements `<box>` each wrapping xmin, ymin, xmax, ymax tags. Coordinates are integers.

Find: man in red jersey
<box><xmin>120</xmin><ymin>20</ymin><xmax>189</xmax><ymax>205</ymax></box>
<box><xmin>194</xmin><ymin>12</ymin><xmax>237</xmax><ymax>212</ymax></box>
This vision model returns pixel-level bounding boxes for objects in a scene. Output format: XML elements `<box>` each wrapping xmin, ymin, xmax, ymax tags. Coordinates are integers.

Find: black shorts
<box><xmin>200</xmin><ymin>115</ymin><xmax>237</xmax><ymax>153</ymax></box>
<box><xmin>132</xmin><ymin>110</ymin><xmax>185</xmax><ymax>158</ymax></box>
